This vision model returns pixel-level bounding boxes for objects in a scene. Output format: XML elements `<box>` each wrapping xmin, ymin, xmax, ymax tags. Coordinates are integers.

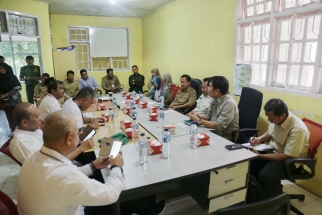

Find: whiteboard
<box><xmin>89</xmin><ymin>28</ymin><xmax>127</xmax><ymax>57</ymax></box>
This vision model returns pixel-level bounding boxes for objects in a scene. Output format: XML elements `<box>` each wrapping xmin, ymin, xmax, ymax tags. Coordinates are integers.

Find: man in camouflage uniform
<box><xmin>20</xmin><ymin>55</ymin><xmax>41</xmax><ymax>104</ymax></box>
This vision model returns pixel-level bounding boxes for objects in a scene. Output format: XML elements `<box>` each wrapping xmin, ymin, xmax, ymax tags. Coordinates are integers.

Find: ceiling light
<box><xmin>110</xmin><ymin>0</ymin><xmax>116</xmax><ymax>4</ymax></box>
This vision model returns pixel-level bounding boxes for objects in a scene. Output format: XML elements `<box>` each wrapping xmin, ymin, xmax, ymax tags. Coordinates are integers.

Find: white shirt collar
<box><xmin>40</xmin><ymin>145</ymin><xmax>73</xmax><ymax>164</ymax></box>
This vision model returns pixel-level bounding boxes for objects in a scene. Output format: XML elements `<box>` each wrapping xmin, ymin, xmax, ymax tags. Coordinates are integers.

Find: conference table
<box><xmin>82</xmin><ymin>93</ymin><xmax>257</xmax><ymax>214</ymax></box>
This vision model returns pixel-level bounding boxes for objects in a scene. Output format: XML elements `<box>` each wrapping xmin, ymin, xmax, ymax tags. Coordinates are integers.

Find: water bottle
<box><xmin>139</xmin><ymin>92</ymin><xmax>143</xmax><ymax>101</ymax></box>
<box><xmin>108</xmin><ymin>107</ymin><xmax>115</xmax><ymax>128</ymax></box>
<box><xmin>157</xmin><ymin>99</ymin><xmax>163</xmax><ymax>111</ymax></box>
<box><xmin>130</xmin><ymin>98</ymin><xmax>135</xmax><ymax>109</ymax></box>
<box><xmin>132</xmin><ymin>107</ymin><xmax>138</xmax><ymax>119</ymax></box>
<box><xmin>162</xmin><ymin>128</ymin><xmax>171</xmax><ymax>158</ymax></box>
<box><xmin>160</xmin><ymin>96</ymin><xmax>164</xmax><ymax>108</ymax></box>
<box><xmin>132</xmin><ymin>117</ymin><xmax>139</xmax><ymax>142</ymax></box>
<box><xmin>132</xmin><ymin>90</ymin><xmax>136</xmax><ymax>98</ymax></box>
<box><xmin>189</xmin><ymin>121</ymin><xmax>198</xmax><ymax>149</ymax></box>
<box><xmin>158</xmin><ymin>107</ymin><xmax>164</xmax><ymax>128</ymax></box>
<box><xmin>112</xmin><ymin>98</ymin><xmax>118</xmax><ymax>114</ymax></box>
<box><xmin>139</xmin><ymin>132</ymin><xmax>148</xmax><ymax>164</ymax></box>
<box><xmin>121</xmin><ymin>84</ymin><xmax>124</xmax><ymax>93</ymax></box>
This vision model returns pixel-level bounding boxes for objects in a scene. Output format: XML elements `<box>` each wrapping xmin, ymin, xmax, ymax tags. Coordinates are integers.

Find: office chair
<box><xmin>0</xmin><ymin>190</ymin><xmax>18</xmax><ymax>215</ymax></box>
<box><xmin>170</xmin><ymin>86</ymin><xmax>181</xmax><ymax>101</ymax></box>
<box><xmin>183</xmin><ymin>78</ymin><xmax>202</xmax><ymax>114</ymax></box>
<box><xmin>232</xmin><ymin>87</ymin><xmax>263</xmax><ymax>143</ymax></box>
<box><xmin>169</xmin><ymin>84</ymin><xmax>177</xmax><ymax>93</ymax></box>
<box><xmin>213</xmin><ymin>192</ymin><xmax>290</xmax><ymax>215</ymax></box>
<box><xmin>0</xmin><ymin>137</ymin><xmax>22</xmax><ymax>166</ymax></box>
<box><xmin>283</xmin><ymin>118</ymin><xmax>322</xmax><ymax>215</ymax></box>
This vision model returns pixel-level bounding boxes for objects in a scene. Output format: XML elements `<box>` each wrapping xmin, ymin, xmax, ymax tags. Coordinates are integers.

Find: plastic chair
<box><xmin>283</xmin><ymin>118</ymin><xmax>322</xmax><ymax>215</ymax></box>
<box><xmin>214</xmin><ymin>192</ymin><xmax>290</xmax><ymax>215</ymax></box>
<box><xmin>0</xmin><ymin>137</ymin><xmax>22</xmax><ymax>166</ymax></box>
<box><xmin>232</xmin><ymin>87</ymin><xmax>263</xmax><ymax>143</ymax></box>
<box><xmin>0</xmin><ymin>190</ymin><xmax>18</xmax><ymax>215</ymax></box>
<box><xmin>170</xmin><ymin>86</ymin><xmax>181</xmax><ymax>101</ymax></box>
<box><xmin>169</xmin><ymin>84</ymin><xmax>176</xmax><ymax>93</ymax></box>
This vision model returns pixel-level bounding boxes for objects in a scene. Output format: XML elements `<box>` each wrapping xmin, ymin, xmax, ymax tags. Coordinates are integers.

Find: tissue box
<box><xmin>139</xmin><ymin>102</ymin><xmax>148</xmax><ymax>109</ymax></box>
<box><xmin>120</xmin><ymin>120</ymin><xmax>132</xmax><ymax>130</ymax></box>
<box><xmin>163</xmin><ymin>125</ymin><xmax>176</xmax><ymax>134</ymax></box>
<box><xmin>148</xmin><ymin>140</ymin><xmax>163</xmax><ymax>155</ymax></box>
<box><xmin>148</xmin><ymin>106</ymin><xmax>158</xmax><ymax>113</ymax></box>
<box><xmin>124</xmin><ymin>128</ymin><xmax>132</xmax><ymax>138</ymax></box>
<box><xmin>197</xmin><ymin>133</ymin><xmax>210</xmax><ymax>146</ymax></box>
<box><xmin>122</xmin><ymin>92</ymin><xmax>127</xmax><ymax>97</ymax></box>
<box><xmin>101</xmin><ymin>113</ymin><xmax>109</xmax><ymax>122</ymax></box>
<box><xmin>134</xmin><ymin>98</ymin><xmax>140</xmax><ymax>104</ymax></box>
<box><xmin>125</xmin><ymin>94</ymin><xmax>131</xmax><ymax>99</ymax></box>
<box><xmin>124</xmin><ymin>107</ymin><xmax>131</xmax><ymax>114</ymax></box>
<box><xmin>96</xmin><ymin>104</ymin><xmax>107</xmax><ymax>111</ymax></box>
<box><xmin>149</xmin><ymin>113</ymin><xmax>158</xmax><ymax>121</ymax></box>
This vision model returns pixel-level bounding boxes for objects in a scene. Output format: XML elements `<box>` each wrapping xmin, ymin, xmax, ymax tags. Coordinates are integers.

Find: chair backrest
<box><xmin>302</xmin><ymin>118</ymin><xmax>322</xmax><ymax>158</ymax></box>
<box><xmin>169</xmin><ymin>84</ymin><xmax>176</xmax><ymax>93</ymax></box>
<box><xmin>0</xmin><ymin>137</ymin><xmax>22</xmax><ymax>166</ymax></box>
<box><xmin>0</xmin><ymin>190</ymin><xmax>18</xmax><ymax>215</ymax></box>
<box><xmin>170</xmin><ymin>86</ymin><xmax>181</xmax><ymax>101</ymax></box>
<box><xmin>214</xmin><ymin>192</ymin><xmax>290</xmax><ymax>215</ymax></box>
<box><xmin>238</xmin><ymin>87</ymin><xmax>263</xmax><ymax>130</ymax></box>
<box><xmin>190</xmin><ymin>78</ymin><xmax>202</xmax><ymax>99</ymax></box>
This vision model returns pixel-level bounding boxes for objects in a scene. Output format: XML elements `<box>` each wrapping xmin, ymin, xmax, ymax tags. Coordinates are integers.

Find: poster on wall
<box><xmin>234</xmin><ymin>64</ymin><xmax>252</xmax><ymax>96</ymax></box>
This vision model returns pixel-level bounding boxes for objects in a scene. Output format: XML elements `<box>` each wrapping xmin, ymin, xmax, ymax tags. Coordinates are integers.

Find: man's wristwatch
<box><xmin>110</xmin><ymin>165</ymin><xmax>123</xmax><ymax>173</ymax></box>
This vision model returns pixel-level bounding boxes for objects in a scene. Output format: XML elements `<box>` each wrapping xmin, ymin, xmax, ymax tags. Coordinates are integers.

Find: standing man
<box><xmin>249</xmin><ymin>99</ymin><xmax>309</xmax><ymax>199</ymax></box>
<box><xmin>169</xmin><ymin>74</ymin><xmax>197</xmax><ymax>113</ymax></box>
<box><xmin>102</xmin><ymin>68</ymin><xmax>121</xmax><ymax>94</ymax></box>
<box><xmin>63</xmin><ymin>70</ymin><xmax>81</xmax><ymax>101</ymax></box>
<box><xmin>188</xmin><ymin>76</ymin><xmax>239</xmax><ymax>141</ymax></box>
<box><xmin>78</xmin><ymin>69</ymin><xmax>98</xmax><ymax>94</ymax></box>
<box><xmin>188</xmin><ymin>77</ymin><xmax>212</xmax><ymax>116</ymax></box>
<box><xmin>129</xmin><ymin>65</ymin><xmax>145</xmax><ymax>93</ymax></box>
<box><xmin>20</xmin><ymin>55</ymin><xmax>41</xmax><ymax>104</ymax></box>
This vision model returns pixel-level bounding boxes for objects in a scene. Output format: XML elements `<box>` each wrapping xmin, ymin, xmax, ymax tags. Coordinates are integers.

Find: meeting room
<box><xmin>0</xmin><ymin>0</ymin><xmax>322</xmax><ymax>214</ymax></box>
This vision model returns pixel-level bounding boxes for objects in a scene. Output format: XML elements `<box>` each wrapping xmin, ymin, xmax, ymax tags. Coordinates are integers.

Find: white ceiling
<box><xmin>36</xmin><ymin>0</ymin><xmax>175</xmax><ymax>18</ymax></box>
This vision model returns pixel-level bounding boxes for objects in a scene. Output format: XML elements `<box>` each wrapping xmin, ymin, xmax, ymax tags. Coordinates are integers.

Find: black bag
<box><xmin>246</xmin><ymin>175</ymin><xmax>267</xmax><ymax>203</ymax></box>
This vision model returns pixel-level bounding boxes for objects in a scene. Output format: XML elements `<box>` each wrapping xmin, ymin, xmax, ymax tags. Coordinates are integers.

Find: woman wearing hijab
<box><xmin>0</xmin><ymin>63</ymin><xmax>22</xmax><ymax>132</ymax></box>
<box><xmin>163</xmin><ymin>73</ymin><xmax>173</xmax><ymax>88</ymax></box>
<box><xmin>145</xmin><ymin>76</ymin><xmax>172</xmax><ymax>106</ymax></box>
<box><xmin>147</xmin><ymin>68</ymin><xmax>163</xmax><ymax>91</ymax></box>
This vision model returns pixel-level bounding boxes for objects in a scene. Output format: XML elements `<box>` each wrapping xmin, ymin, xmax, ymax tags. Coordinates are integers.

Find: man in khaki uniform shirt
<box><xmin>102</xmin><ymin>68</ymin><xmax>121</xmax><ymax>94</ymax></box>
<box><xmin>249</xmin><ymin>99</ymin><xmax>309</xmax><ymax>199</ymax></box>
<box><xmin>63</xmin><ymin>70</ymin><xmax>81</xmax><ymax>100</ymax></box>
<box><xmin>170</xmin><ymin>74</ymin><xmax>197</xmax><ymax>114</ymax></box>
<box><xmin>189</xmin><ymin>76</ymin><xmax>239</xmax><ymax>141</ymax></box>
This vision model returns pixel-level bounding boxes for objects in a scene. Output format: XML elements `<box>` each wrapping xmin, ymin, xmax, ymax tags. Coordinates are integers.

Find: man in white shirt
<box><xmin>62</xmin><ymin>86</ymin><xmax>103</xmax><ymax>130</ymax></box>
<box><xmin>18</xmin><ymin>110</ymin><xmax>125</xmax><ymax>215</ymax></box>
<box><xmin>188</xmin><ymin>77</ymin><xmax>211</xmax><ymax>116</ymax></box>
<box><xmin>38</xmin><ymin>78</ymin><xmax>64</xmax><ymax>119</ymax></box>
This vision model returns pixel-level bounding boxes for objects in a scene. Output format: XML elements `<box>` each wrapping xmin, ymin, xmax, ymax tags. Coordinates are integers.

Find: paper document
<box><xmin>242</xmin><ymin>143</ymin><xmax>274</xmax><ymax>151</ymax></box>
<box><xmin>99</xmin><ymin>96</ymin><xmax>111</xmax><ymax>101</ymax></box>
<box><xmin>83</xmin><ymin>112</ymin><xmax>93</xmax><ymax>118</ymax></box>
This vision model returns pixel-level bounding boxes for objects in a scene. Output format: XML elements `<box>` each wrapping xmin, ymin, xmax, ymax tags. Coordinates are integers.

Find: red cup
<box><xmin>108</xmin><ymin>92</ymin><xmax>113</xmax><ymax>98</ymax></box>
<box><xmin>150</xmin><ymin>106</ymin><xmax>157</xmax><ymax>113</ymax></box>
<box><xmin>139</xmin><ymin>102</ymin><xmax>148</xmax><ymax>109</ymax></box>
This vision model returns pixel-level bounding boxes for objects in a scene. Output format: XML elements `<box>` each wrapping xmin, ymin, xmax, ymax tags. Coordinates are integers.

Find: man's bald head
<box><xmin>13</xmin><ymin>102</ymin><xmax>34</xmax><ymax>125</ymax></box>
<box><xmin>43</xmin><ymin>111</ymin><xmax>78</xmax><ymax>146</ymax></box>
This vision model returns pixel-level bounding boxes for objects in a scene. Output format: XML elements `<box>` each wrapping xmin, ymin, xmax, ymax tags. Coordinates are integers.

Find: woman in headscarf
<box><xmin>0</xmin><ymin>63</ymin><xmax>22</xmax><ymax>132</ymax></box>
<box><xmin>34</xmin><ymin>73</ymin><xmax>50</xmax><ymax>107</ymax></box>
<box><xmin>163</xmin><ymin>73</ymin><xmax>173</xmax><ymax>88</ymax></box>
<box><xmin>145</xmin><ymin>76</ymin><xmax>172</xmax><ymax>106</ymax></box>
<box><xmin>146</xmin><ymin>68</ymin><xmax>163</xmax><ymax>91</ymax></box>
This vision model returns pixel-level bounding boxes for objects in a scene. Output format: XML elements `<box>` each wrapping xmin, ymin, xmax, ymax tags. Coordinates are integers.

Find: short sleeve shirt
<box><xmin>102</xmin><ymin>75</ymin><xmax>121</xmax><ymax>90</ymax></box>
<box><xmin>78</xmin><ymin>76</ymin><xmax>98</xmax><ymax>90</ymax></box>
<box><xmin>193</xmin><ymin>94</ymin><xmax>212</xmax><ymax>116</ymax></box>
<box><xmin>20</xmin><ymin>65</ymin><xmax>41</xmax><ymax>86</ymax></box>
<box><xmin>268</xmin><ymin>112</ymin><xmax>309</xmax><ymax>158</ymax></box>
<box><xmin>38</xmin><ymin>94</ymin><xmax>61</xmax><ymax>119</ymax></box>
<box><xmin>61</xmin><ymin>98</ymin><xmax>84</xmax><ymax>129</ymax></box>
<box><xmin>63</xmin><ymin>79</ymin><xmax>81</xmax><ymax>98</ymax></box>
<box><xmin>173</xmin><ymin>86</ymin><xmax>197</xmax><ymax>106</ymax></box>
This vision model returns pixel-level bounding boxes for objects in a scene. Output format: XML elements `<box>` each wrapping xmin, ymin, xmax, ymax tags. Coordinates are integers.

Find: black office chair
<box><xmin>213</xmin><ymin>193</ymin><xmax>290</xmax><ymax>215</ymax></box>
<box><xmin>183</xmin><ymin>78</ymin><xmax>202</xmax><ymax>114</ymax></box>
<box><xmin>232</xmin><ymin>87</ymin><xmax>263</xmax><ymax>143</ymax></box>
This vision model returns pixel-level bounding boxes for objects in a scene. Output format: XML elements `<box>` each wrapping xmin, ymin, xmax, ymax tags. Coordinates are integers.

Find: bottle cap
<box><xmin>133</xmin><ymin>117</ymin><xmax>137</xmax><ymax>120</ymax></box>
<box><xmin>192</xmin><ymin>121</ymin><xmax>196</xmax><ymax>124</ymax></box>
<box><xmin>133</xmin><ymin>107</ymin><xmax>136</xmax><ymax>109</ymax></box>
<box><xmin>140</xmin><ymin>132</ymin><xmax>145</xmax><ymax>136</ymax></box>
<box><xmin>109</xmin><ymin>107</ymin><xmax>113</xmax><ymax>110</ymax></box>
<box><xmin>164</xmin><ymin>128</ymin><xmax>169</xmax><ymax>131</ymax></box>
<box><xmin>160</xmin><ymin>107</ymin><xmax>163</xmax><ymax>110</ymax></box>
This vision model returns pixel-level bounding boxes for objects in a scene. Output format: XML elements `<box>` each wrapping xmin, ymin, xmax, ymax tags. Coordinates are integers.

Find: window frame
<box><xmin>235</xmin><ymin>0</ymin><xmax>322</xmax><ymax>96</ymax></box>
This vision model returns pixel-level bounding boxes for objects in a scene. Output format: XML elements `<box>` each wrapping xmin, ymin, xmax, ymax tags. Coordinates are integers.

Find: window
<box><xmin>0</xmin><ymin>10</ymin><xmax>42</xmax><ymax>77</ymax></box>
<box><xmin>236</xmin><ymin>0</ymin><xmax>322</xmax><ymax>94</ymax></box>
<box><xmin>68</xmin><ymin>27</ymin><xmax>130</xmax><ymax>72</ymax></box>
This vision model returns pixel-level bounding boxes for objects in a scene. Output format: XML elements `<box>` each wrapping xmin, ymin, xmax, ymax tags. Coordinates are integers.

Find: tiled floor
<box><xmin>1</xmin><ymin>111</ymin><xmax>322</xmax><ymax>214</ymax></box>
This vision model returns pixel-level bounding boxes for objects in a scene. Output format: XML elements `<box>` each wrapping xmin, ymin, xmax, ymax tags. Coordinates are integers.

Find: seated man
<box><xmin>9</xmin><ymin>103</ymin><xmax>94</xmax><ymax>164</ymax></box>
<box><xmin>249</xmin><ymin>99</ymin><xmax>309</xmax><ymax>199</ymax></box>
<box><xmin>63</xmin><ymin>70</ymin><xmax>81</xmax><ymax>101</ymax></box>
<box><xmin>169</xmin><ymin>74</ymin><xmax>197</xmax><ymax>113</ymax></box>
<box><xmin>18</xmin><ymin>111</ymin><xmax>125</xmax><ymax>214</ymax></box>
<box><xmin>102</xmin><ymin>68</ymin><xmax>121</xmax><ymax>94</ymax></box>
<box><xmin>129</xmin><ymin>65</ymin><xmax>145</xmax><ymax>93</ymax></box>
<box><xmin>78</xmin><ymin>69</ymin><xmax>98</xmax><ymax>93</ymax></box>
<box><xmin>188</xmin><ymin>76</ymin><xmax>239</xmax><ymax>141</ymax></box>
<box><xmin>62</xmin><ymin>86</ymin><xmax>103</xmax><ymax>130</ymax></box>
<box><xmin>38</xmin><ymin>78</ymin><xmax>64</xmax><ymax>119</ymax></box>
<box><xmin>188</xmin><ymin>77</ymin><xmax>211</xmax><ymax>116</ymax></box>
<box><xmin>33</xmin><ymin>73</ymin><xmax>50</xmax><ymax>107</ymax></box>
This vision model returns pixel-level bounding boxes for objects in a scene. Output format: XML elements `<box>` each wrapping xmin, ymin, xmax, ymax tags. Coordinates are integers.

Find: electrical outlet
<box><xmin>293</xmin><ymin>109</ymin><xmax>304</xmax><ymax>115</ymax></box>
<box><xmin>304</xmin><ymin>112</ymin><xmax>314</xmax><ymax>118</ymax></box>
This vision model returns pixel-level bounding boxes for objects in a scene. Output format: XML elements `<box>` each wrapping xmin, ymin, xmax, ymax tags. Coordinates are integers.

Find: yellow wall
<box><xmin>50</xmin><ymin>14</ymin><xmax>142</xmax><ymax>91</ymax></box>
<box><xmin>142</xmin><ymin>0</ymin><xmax>322</xmax><ymax>197</ymax></box>
<box><xmin>0</xmin><ymin>0</ymin><xmax>54</xmax><ymax>102</ymax></box>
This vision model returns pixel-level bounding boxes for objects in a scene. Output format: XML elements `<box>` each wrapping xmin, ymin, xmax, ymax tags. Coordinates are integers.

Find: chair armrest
<box><xmin>284</xmin><ymin>158</ymin><xmax>317</xmax><ymax>182</ymax></box>
<box><xmin>183</xmin><ymin>106</ymin><xmax>195</xmax><ymax>115</ymax></box>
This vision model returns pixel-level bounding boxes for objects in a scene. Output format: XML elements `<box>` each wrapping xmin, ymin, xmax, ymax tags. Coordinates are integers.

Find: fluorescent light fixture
<box><xmin>110</xmin><ymin>0</ymin><xmax>116</xmax><ymax>4</ymax></box>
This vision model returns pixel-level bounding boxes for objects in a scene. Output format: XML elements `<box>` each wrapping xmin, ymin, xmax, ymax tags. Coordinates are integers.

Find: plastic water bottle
<box><xmin>139</xmin><ymin>132</ymin><xmax>148</xmax><ymax>165</ymax></box>
<box><xmin>189</xmin><ymin>121</ymin><xmax>198</xmax><ymax>149</ymax></box>
<box><xmin>157</xmin><ymin>99</ymin><xmax>163</xmax><ymax>111</ymax></box>
<box><xmin>132</xmin><ymin>90</ymin><xmax>136</xmax><ymax>98</ymax></box>
<box><xmin>160</xmin><ymin>96</ymin><xmax>164</xmax><ymax>109</ymax></box>
<box><xmin>112</xmin><ymin>98</ymin><xmax>118</xmax><ymax>114</ymax></box>
<box><xmin>162</xmin><ymin>128</ymin><xmax>171</xmax><ymax>158</ymax></box>
<box><xmin>139</xmin><ymin>92</ymin><xmax>143</xmax><ymax>101</ymax></box>
<box><xmin>132</xmin><ymin>117</ymin><xmax>139</xmax><ymax>142</ymax></box>
<box><xmin>132</xmin><ymin>107</ymin><xmax>138</xmax><ymax>119</ymax></box>
<box><xmin>121</xmin><ymin>84</ymin><xmax>124</xmax><ymax>93</ymax></box>
<box><xmin>108</xmin><ymin>107</ymin><xmax>115</xmax><ymax>128</ymax></box>
<box><xmin>130</xmin><ymin>98</ymin><xmax>135</xmax><ymax>109</ymax></box>
<box><xmin>158</xmin><ymin>107</ymin><xmax>164</xmax><ymax>128</ymax></box>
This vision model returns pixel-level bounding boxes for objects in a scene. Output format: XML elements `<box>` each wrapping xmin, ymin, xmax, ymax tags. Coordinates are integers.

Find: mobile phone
<box><xmin>225</xmin><ymin>144</ymin><xmax>246</xmax><ymax>150</ymax></box>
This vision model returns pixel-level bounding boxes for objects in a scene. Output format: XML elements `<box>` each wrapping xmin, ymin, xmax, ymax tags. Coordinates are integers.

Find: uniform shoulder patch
<box><xmin>192</xmin><ymin>93</ymin><xmax>196</xmax><ymax>97</ymax></box>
